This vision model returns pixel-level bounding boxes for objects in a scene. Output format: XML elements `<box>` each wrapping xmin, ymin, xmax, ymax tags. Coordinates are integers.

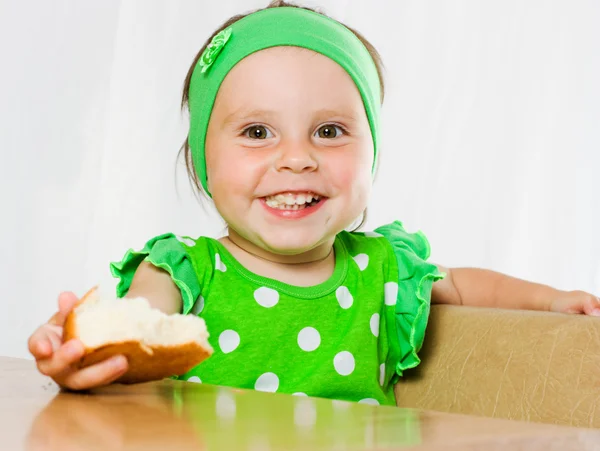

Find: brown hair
<box><xmin>178</xmin><ymin>0</ymin><xmax>385</xmax><ymax>230</ymax></box>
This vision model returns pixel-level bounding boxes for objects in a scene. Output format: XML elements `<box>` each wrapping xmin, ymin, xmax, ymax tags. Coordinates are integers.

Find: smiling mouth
<box><xmin>262</xmin><ymin>192</ymin><xmax>325</xmax><ymax>211</ymax></box>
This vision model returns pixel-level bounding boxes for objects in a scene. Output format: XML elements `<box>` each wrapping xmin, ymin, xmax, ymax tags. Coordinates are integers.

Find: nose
<box><xmin>275</xmin><ymin>140</ymin><xmax>318</xmax><ymax>174</ymax></box>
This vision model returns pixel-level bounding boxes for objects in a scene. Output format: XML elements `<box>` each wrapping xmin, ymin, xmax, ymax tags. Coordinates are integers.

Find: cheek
<box><xmin>206</xmin><ymin>140</ymin><xmax>268</xmax><ymax>200</ymax></box>
<box><xmin>326</xmin><ymin>145</ymin><xmax>373</xmax><ymax>195</ymax></box>
<box><xmin>347</xmin><ymin>169</ymin><xmax>372</xmax><ymax>209</ymax></box>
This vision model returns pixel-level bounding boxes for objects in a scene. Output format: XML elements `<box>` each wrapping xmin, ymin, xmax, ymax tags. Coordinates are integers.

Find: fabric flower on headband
<box><xmin>198</xmin><ymin>27</ymin><xmax>233</xmax><ymax>74</ymax></box>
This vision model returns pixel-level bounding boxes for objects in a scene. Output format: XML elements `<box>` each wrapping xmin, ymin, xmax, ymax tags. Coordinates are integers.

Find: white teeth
<box><xmin>264</xmin><ymin>192</ymin><xmax>322</xmax><ymax>209</ymax></box>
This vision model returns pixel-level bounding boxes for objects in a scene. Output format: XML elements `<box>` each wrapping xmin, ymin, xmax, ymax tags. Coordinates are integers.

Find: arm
<box><xmin>431</xmin><ymin>264</ymin><xmax>600</xmax><ymax>315</ymax></box>
<box><xmin>125</xmin><ymin>260</ymin><xmax>182</xmax><ymax>315</ymax></box>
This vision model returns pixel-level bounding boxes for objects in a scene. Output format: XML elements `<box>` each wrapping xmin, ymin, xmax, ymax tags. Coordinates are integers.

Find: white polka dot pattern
<box><xmin>369</xmin><ymin>313</ymin><xmax>380</xmax><ymax>337</ymax></box>
<box><xmin>384</xmin><ymin>282</ymin><xmax>398</xmax><ymax>306</ymax></box>
<box><xmin>254</xmin><ymin>286</ymin><xmax>279</xmax><ymax>308</ymax></box>
<box><xmin>297</xmin><ymin>327</ymin><xmax>321</xmax><ymax>352</ymax></box>
<box><xmin>191</xmin><ymin>295</ymin><xmax>205</xmax><ymax>315</ymax></box>
<box><xmin>333</xmin><ymin>351</ymin><xmax>355</xmax><ymax>376</ymax></box>
<box><xmin>218</xmin><ymin>330</ymin><xmax>240</xmax><ymax>354</ymax></box>
<box><xmin>255</xmin><ymin>372</ymin><xmax>279</xmax><ymax>392</ymax></box>
<box><xmin>169</xmin><ymin>226</ymin><xmax>405</xmax><ymax>405</ymax></box>
<box><xmin>352</xmin><ymin>253</ymin><xmax>369</xmax><ymax>271</ymax></box>
<box><xmin>176</xmin><ymin>235</ymin><xmax>196</xmax><ymax>247</ymax></box>
<box><xmin>215</xmin><ymin>253</ymin><xmax>227</xmax><ymax>272</ymax></box>
<box><xmin>336</xmin><ymin>286</ymin><xmax>353</xmax><ymax>309</ymax></box>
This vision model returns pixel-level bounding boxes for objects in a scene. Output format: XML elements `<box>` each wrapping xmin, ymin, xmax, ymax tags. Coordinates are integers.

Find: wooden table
<box><xmin>1</xmin><ymin>357</ymin><xmax>599</xmax><ymax>450</ymax></box>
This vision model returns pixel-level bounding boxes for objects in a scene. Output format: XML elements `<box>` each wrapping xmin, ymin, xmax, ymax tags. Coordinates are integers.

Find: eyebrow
<box><xmin>222</xmin><ymin>109</ymin><xmax>278</xmax><ymax>126</ymax></box>
<box><xmin>222</xmin><ymin>108</ymin><xmax>360</xmax><ymax>127</ymax></box>
<box><xmin>313</xmin><ymin>109</ymin><xmax>359</xmax><ymax>124</ymax></box>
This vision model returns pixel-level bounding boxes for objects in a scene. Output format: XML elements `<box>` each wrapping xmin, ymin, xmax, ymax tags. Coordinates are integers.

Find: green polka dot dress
<box><xmin>110</xmin><ymin>221</ymin><xmax>444</xmax><ymax>406</ymax></box>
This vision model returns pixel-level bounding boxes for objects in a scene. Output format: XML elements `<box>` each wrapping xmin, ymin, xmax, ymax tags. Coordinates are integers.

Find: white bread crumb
<box><xmin>73</xmin><ymin>294</ymin><xmax>210</xmax><ymax>350</ymax></box>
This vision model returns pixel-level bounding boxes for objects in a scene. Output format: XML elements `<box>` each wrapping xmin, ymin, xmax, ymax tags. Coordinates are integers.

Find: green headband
<box><xmin>188</xmin><ymin>7</ymin><xmax>381</xmax><ymax>196</ymax></box>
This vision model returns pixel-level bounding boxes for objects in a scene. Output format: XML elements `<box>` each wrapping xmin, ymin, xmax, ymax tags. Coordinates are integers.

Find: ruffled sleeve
<box><xmin>374</xmin><ymin>221</ymin><xmax>445</xmax><ymax>380</ymax></box>
<box><xmin>109</xmin><ymin>233</ymin><xmax>201</xmax><ymax>314</ymax></box>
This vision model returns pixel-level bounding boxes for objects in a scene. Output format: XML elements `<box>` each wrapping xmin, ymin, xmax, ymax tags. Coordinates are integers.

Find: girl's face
<box><xmin>205</xmin><ymin>46</ymin><xmax>374</xmax><ymax>256</ymax></box>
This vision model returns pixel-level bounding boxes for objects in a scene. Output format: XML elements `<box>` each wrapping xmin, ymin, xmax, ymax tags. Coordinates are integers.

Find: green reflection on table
<box><xmin>169</xmin><ymin>381</ymin><xmax>421</xmax><ymax>450</ymax></box>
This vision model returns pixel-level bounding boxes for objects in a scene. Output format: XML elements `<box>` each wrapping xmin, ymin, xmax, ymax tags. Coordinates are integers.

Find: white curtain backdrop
<box><xmin>2</xmin><ymin>0</ymin><xmax>599</xmax><ymax>359</ymax></box>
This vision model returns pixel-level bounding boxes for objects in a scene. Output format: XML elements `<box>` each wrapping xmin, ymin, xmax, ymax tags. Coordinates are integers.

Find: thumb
<box><xmin>49</xmin><ymin>292</ymin><xmax>80</xmax><ymax>326</ymax></box>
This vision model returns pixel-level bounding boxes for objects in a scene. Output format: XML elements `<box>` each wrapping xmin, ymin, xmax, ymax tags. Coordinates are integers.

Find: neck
<box><xmin>225</xmin><ymin>228</ymin><xmax>334</xmax><ymax>266</ymax></box>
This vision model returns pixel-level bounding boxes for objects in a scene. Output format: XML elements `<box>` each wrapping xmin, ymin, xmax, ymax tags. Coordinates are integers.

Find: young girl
<box><xmin>28</xmin><ymin>1</ymin><xmax>600</xmax><ymax>406</ymax></box>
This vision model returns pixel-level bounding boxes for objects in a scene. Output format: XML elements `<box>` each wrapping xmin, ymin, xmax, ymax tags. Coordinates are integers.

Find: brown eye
<box><xmin>246</xmin><ymin>125</ymin><xmax>271</xmax><ymax>139</ymax></box>
<box><xmin>316</xmin><ymin>125</ymin><xmax>342</xmax><ymax>139</ymax></box>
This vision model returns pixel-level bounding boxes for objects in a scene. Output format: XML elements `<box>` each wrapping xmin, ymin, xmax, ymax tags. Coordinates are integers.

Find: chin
<box><xmin>258</xmin><ymin>230</ymin><xmax>329</xmax><ymax>255</ymax></box>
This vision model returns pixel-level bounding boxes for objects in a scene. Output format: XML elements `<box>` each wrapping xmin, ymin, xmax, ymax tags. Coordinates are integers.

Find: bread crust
<box><xmin>63</xmin><ymin>287</ymin><xmax>212</xmax><ymax>384</ymax></box>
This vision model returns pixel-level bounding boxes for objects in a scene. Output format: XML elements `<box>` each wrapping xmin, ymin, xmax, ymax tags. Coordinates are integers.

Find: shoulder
<box><xmin>170</xmin><ymin>234</ymin><xmax>215</xmax><ymax>254</ymax></box>
<box><xmin>373</xmin><ymin>220</ymin><xmax>432</xmax><ymax>261</ymax></box>
<box><xmin>158</xmin><ymin>234</ymin><xmax>225</xmax><ymax>273</ymax></box>
<box><xmin>340</xmin><ymin>221</ymin><xmax>441</xmax><ymax>283</ymax></box>
<box><xmin>109</xmin><ymin>232</ymin><xmax>218</xmax><ymax>310</ymax></box>
<box><xmin>110</xmin><ymin>232</ymin><xmax>219</xmax><ymax>283</ymax></box>
<box><xmin>337</xmin><ymin>227</ymin><xmax>392</xmax><ymax>260</ymax></box>
<box><xmin>339</xmin><ymin>220</ymin><xmax>431</xmax><ymax>258</ymax></box>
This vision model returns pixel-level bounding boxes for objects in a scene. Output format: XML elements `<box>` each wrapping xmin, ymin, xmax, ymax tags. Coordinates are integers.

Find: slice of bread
<box><xmin>63</xmin><ymin>287</ymin><xmax>213</xmax><ymax>384</ymax></box>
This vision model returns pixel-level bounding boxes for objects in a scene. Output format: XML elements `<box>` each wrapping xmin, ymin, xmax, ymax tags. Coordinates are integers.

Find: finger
<box><xmin>36</xmin><ymin>339</ymin><xmax>85</xmax><ymax>377</ymax></box>
<box><xmin>46</xmin><ymin>326</ymin><xmax>64</xmax><ymax>352</ymax></box>
<box><xmin>28</xmin><ymin>325</ymin><xmax>62</xmax><ymax>359</ymax></box>
<box><xmin>58</xmin><ymin>355</ymin><xmax>128</xmax><ymax>391</ymax></box>
<box><xmin>562</xmin><ymin>303</ymin><xmax>583</xmax><ymax>314</ymax></box>
<box><xmin>48</xmin><ymin>292</ymin><xmax>80</xmax><ymax>327</ymax></box>
<box><xmin>28</xmin><ymin>334</ymin><xmax>51</xmax><ymax>359</ymax></box>
<box><xmin>583</xmin><ymin>295</ymin><xmax>600</xmax><ymax>317</ymax></box>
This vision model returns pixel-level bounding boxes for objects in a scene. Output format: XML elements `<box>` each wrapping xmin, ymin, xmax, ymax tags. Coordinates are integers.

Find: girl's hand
<box><xmin>549</xmin><ymin>290</ymin><xmax>600</xmax><ymax>316</ymax></box>
<box><xmin>27</xmin><ymin>291</ymin><xmax>128</xmax><ymax>391</ymax></box>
